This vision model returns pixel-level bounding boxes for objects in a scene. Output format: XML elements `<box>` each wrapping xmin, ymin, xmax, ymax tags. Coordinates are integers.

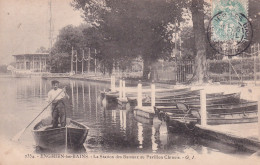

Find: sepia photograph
<box><xmin>0</xmin><ymin>0</ymin><xmax>259</xmax><ymax>164</ymax></box>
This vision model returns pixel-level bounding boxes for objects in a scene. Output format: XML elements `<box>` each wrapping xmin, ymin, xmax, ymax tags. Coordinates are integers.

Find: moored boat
<box><xmin>32</xmin><ymin>119</ymin><xmax>89</xmax><ymax>151</ymax></box>
<box><xmin>207</xmin><ymin>111</ymin><xmax>258</xmax><ymax>125</ymax></box>
<box><xmin>165</xmin><ymin>113</ymin><xmax>198</xmax><ymax>133</ymax></box>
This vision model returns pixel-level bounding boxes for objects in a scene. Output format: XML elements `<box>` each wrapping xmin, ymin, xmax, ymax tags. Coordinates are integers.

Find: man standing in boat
<box><xmin>48</xmin><ymin>80</ymin><xmax>69</xmax><ymax>128</ymax></box>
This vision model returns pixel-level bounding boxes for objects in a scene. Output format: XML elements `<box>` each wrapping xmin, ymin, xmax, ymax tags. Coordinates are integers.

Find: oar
<box><xmin>11</xmin><ymin>87</ymin><xmax>66</xmax><ymax>142</ymax></box>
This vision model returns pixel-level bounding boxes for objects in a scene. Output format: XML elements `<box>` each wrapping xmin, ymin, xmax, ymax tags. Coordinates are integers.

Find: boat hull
<box><xmin>165</xmin><ymin>113</ymin><xmax>198</xmax><ymax>133</ymax></box>
<box><xmin>32</xmin><ymin>120</ymin><xmax>89</xmax><ymax>151</ymax></box>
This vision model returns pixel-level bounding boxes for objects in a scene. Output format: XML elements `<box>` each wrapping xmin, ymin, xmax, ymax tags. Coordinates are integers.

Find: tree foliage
<box><xmin>49</xmin><ymin>0</ymin><xmax>260</xmax><ymax>83</ymax></box>
<box><xmin>49</xmin><ymin>24</ymin><xmax>87</xmax><ymax>73</ymax></box>
<box><xmin>71</xmin><ymin>0</ymin><xmax>184</xmax><ymax>78</ymax></box>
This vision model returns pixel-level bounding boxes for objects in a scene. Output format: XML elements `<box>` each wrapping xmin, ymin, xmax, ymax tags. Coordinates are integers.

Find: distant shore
<box><xmin>0</xmin><ymin>73</ymin><xmax>12</xmax><ymax>78</ymax></box>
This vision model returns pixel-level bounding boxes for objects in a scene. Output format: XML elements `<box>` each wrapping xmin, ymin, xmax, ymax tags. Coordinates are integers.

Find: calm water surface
<box><xmin>0</xmin><ymin>77</ymin><xmax>253</xmax><ymax>157</ymax></box>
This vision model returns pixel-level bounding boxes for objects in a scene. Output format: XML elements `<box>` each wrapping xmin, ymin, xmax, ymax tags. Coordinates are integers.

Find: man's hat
<box><xmin>51</xmin><ymin>80</ymin><xmax>60</xmax><ymax>85</ymax></box>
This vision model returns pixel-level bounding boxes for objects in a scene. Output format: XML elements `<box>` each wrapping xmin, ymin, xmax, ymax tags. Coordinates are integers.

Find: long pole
<box><xmin>76</xmin><ymin>51</ymin><xmax>78</xmax><ymax>74</ymax></box>
<box><xmin>12</xmin><ymin>87</ymin><xmax>66</xmax><ymax>141</ymax></box>
<box><xmin>254</xmin><ymin>44</ymin><xmax>256</xmax><ymax>86</ymax></box>
<box><xmin>82</xmin><ymin>50</ymin><xmax>84</xmax><ymax>74</ymax></box>
<box><xmin>71</xmin><ymin>47</ymin><xmax>73</xmax><ymax>73</ymax></box>
<box><xmin>255</xmin><ymin>43</ymin><xmax>260</xmax><ymax>85</ymax></box>
<box><xmin>95</xmin><ymin>49</ymin><xmax>97</xmax><ymax>74</ymax></box>
<box><xmin>88</xmin><ymin>48</ymin><xmax>90</xmax><ymax>73</ymax></box>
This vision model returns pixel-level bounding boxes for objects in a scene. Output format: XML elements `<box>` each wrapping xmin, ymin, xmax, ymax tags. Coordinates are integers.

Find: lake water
<box><xmin>0</xmin><ymin>77</ymin><xmax>254</xmax><ymax>158</ymax></box>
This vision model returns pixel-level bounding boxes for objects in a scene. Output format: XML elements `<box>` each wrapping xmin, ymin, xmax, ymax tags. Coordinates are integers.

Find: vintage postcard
<box><xmin>0</xmin><ymin>0</ymin><xmax>259</xmax><ymax>165</ymax></box>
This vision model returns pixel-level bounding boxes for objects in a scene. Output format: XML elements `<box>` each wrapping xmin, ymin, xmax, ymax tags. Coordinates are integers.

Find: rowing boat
<box><xmin>32</xmin><ymin>119</ymin><xmax>89</xmax><ymax>151</ymax></box>
<box><xmin>156</xmin><ymin>101</ymin><xmax>257</xmax><ymax>115</ymax></box>
<box><xmin>165</xmin><ymin>113</ymin><xmax>198</xmax><ymax>133</ymax></box>
<box><xmin>143</xmin><ymin>92</ymin><xmax>237</xmax><ymax>106</ymax></box>
<box><xmin>172</xmin><ymin>93</ymin><xmax>241</xmax><ymax>104</ymax></box>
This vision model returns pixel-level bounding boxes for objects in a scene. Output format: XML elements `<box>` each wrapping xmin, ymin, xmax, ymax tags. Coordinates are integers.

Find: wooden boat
<box><xmin>156</xmin><ymin>89</ymin><xmax>201</xmax><ymax>99</ymax></box>
<box><xmin>105</xmin><ymin>92</ymin><xmax>119</xmax><ymax>103</ymax></box>
<box><xmin>156</xmin><ymin>101</ymin><xmax>257</xmax><ymax>115</ymax></box>
<box><xmin>165</xmin><ymin>113</ymin><xmax>198</xmax><ymax>133</ymax></box>
<box><xmin>142</xmin><ymin>92</ymin><xmax>227</xmax><ymax>106</ymax></box>
<box><xmin>189</xmin><ymin>101</ymin><xmax>256</xmax><ymax>110</ymax></box>
<box><xmin>165</xmin><ymin>110</ymin><xmax>258</xmax><ymax>125</ymax></box>
<box><xmin>206</xmin><ymin>101</ymin><xmax>257</xmax><ymax>114</ymax></box>
<box><xmin>32</xmin><ymin>119</ymin><xmax>89</xmax><ymax>151</ymax></box>
<box><xmin>172</xmin><ymin>93</ymin><xmax>241</xmax><ymax>104</ymax></box>
<box><xmin>158</xmin><ymin>100</ymin><xmax>258</xmax><ymax>125</ymax></box>
<box><xmin>206</xmin><ymin>110</ymin><xmax>258</xmax><ymax>125</ymax></box>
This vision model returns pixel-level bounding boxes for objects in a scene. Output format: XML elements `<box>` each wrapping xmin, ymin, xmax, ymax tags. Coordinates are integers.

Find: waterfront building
<box><xmin>13</xmin><ymin>53</ymin><xmax>49</xmax><ymax>72</ymax></box>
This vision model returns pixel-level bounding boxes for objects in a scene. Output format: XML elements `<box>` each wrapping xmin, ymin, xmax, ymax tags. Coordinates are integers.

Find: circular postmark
<box><xmin>207</xmin><ymin>11</ymin><xmax>253</xmax><ymax>56</ymax></box>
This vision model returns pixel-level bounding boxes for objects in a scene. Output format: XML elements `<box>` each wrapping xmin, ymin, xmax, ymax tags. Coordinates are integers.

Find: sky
<box><xmin>0</xmin><ymin>0</ymin><xmax>84</xmax><ymax>65</ymax></box>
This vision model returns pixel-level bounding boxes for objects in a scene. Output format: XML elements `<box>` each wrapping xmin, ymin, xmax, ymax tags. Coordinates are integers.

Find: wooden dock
<box><xmin>102</xmin><ymin>78</ymin><xmax>260</xmax><ymax>152</ymax></box>
<box><xmin>195</xmin><ymin>123</ymin><xmax>260</xmax><ymax>152</ymax></box>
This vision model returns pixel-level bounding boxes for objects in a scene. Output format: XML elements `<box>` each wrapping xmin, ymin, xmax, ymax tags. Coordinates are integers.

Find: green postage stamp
<box><xmin>208</xmin><ymin>0</ymin><xmax>252</xmax><ymax>56</ymax></box>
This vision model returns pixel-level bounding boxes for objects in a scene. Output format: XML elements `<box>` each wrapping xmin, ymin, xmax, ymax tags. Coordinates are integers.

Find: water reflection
<box><xmin>0</xmin><ymin>78</ymin><xmax>254</xmax><ymax>156</ymax></box>
<box><xmin>137</xmin><ymin>123</ymin><xmax>144</xmax><ymax>149</ymax></box>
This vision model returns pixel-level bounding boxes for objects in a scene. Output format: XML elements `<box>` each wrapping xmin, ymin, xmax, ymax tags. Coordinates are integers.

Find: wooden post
<box><xmin>111</xmin><ymin>76</ymin><xmax>115</xmax><ymax>92</ymax></box>
<box><xmin>119</xmin><ymin>79</ymin><xmax>122</xmax><ymax>99</ymax></box>
<box><xmin>65</xmin><ymin>126</ymin><xmax>68</xmax><ymax>153</ymax></box>
<box><xmin>137</xmin><ymin>80</ymin><xmax>142</xmax><ymax>108</ymax></box>
<box><xmin>82</xmin><ymin>50</ymin><xmax>84</xmax><ymax>74</ymax></box>
<box><xmin>254</xmin><ymin>44</ymin><xmax>256</xmax><ymax>86</ymax></box>
<box><xmin>70</xmin><ymin>81</ymin><xmax>74</xmax><ymax>110</ymax></box>
<box><xmin>229</xmin><ymin>57</ymin><xmax>231</xmax><ymax>85</ymax></box>
<box><xmin>200</xmin><ymin>90</ymin><xmax>207</xmax><ymax>126</ymax></box>
<box><xmin>76</xmin><ymin>51</ymin><xmax>78</xmax><ymax>74</ymax></box>
<box><xmin>88</xmin><ymin>48</ymin><xmax>90</xmax><ymax>73</ymax></box>
<box><xmin>151</xmin><ymin>81</ymin><xmax>155</xmax><ymax>108</ymax></box>
<box><xmin>82</xmin><ymin>82</ymin><xmax>85</xmax><ymax>111</ymax></box>
<box><xmin>71</xmin><ymin>47</ymin><xmax>73</xmax><ymax>74</ymax></box>
<box><xmin>95</xmin><ymin>49</ymin><xmax>97</xmax><ymax>74</ymax></box>
<box><xmin>122</xmin><ymin>78</ymin><xmax>126</xmax><ymax>99</ymax></box>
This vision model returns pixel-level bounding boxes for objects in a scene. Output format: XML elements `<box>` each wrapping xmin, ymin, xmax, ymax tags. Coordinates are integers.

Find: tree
<box><xmin>248</xmin><ymin>0</ymin><xmax>260</xmax><ymax>44</ymax></box>
<box><xmin>72</xmin><ymin>0</ymin><xmax>184</xmax><ymax>79</ymax></box>
<box><xmin>49</xmin><ymin>24</ymin><xmax>87</xmax><ymax>73</ymax></box>
<box><xmin>190</xmin><ymin>0</ymin><xmax>207</xmax><ymax>83</ymax></box>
